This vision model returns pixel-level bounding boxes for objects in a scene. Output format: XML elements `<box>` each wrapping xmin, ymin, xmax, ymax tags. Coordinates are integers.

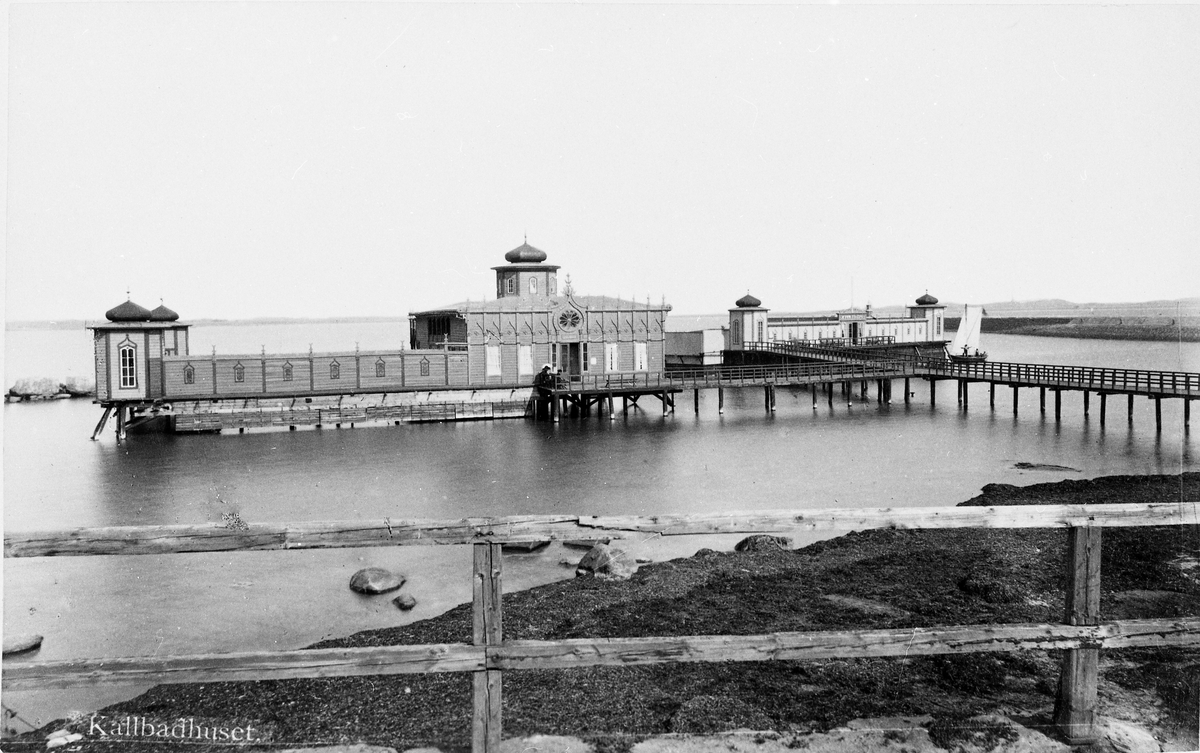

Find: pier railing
<box><xmin>742</xmin><ymin>342</ymin><xmax>1200</xmax><ymax>398</ymax></box>
<box><xmin>5</xmin><ymin>504</ymin><xmax>1200</xmax><ymax>750</ymax></box>
<box><xmin>917</xmin><ymin>359</ymin><xmax>1200</xmax><ymax>397</ymax></box>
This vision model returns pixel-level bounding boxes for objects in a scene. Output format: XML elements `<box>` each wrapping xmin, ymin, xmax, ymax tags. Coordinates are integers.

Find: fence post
<box><xmin>472</xmin><ymin>542</ymin><xmax>503</xmax><ymax>752</ymax></box>
<box><xmin>1055</xmin><ymin>526</ymin><xmax>1101</xmax><ymax>745</ymax></box>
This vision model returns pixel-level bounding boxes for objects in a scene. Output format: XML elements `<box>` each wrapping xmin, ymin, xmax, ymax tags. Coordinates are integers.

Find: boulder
<box><xmin>392</xmin><ymin>593</ymin><xmax>417</xmax><ymax>611</ymax></box>
<box><xmin>3</xmin><ymin>633</ymin><xmax>44</xmax><ymax>656</ymax></box>
<box><xmin>349</xmin><ymin>568</ymin><xmax>405</xmax><ymax>594</ymax></box>
<box><xmin>575</xmin><ymin>544</ymin><xmax>637</xmax><ymax>581</ymax></box>
<box><xmin>62</xmin><ymin>377</ymin><xmax>96</xmax><ymax>397</ymax></box>
<box><xmin>734</xmin><ymin>535</ymin><xmax>793</xmax><ymax>552</ymax></box>
<box><xmin>8</xmin><ymin>377</ymin><xmax>60</xmax><ymax>399</ymax></box>
<box><xmin>694</xmin><ymin>548</ymin><xmax>721</xmax><ymax>558</ymax></box>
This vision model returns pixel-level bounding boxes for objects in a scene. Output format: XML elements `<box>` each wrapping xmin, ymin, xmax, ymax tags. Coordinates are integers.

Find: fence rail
<box><xmin>6</xmin><ymin>502</ymin><xmax>1200</xmax><ymax>750</ymax></box>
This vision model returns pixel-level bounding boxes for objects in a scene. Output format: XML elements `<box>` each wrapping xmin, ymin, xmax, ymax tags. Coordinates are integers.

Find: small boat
<box><xmin>948</xmin><ymin>304</ymin><xmax>988</xmax><ymax>363</ymax></box>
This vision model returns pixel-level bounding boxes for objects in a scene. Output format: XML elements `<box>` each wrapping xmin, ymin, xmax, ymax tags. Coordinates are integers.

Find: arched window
<box><xmin>757</xmin><ymin>322</ymin><xmax>764</xmax><ymax>341</ymax></box>
<box><xmin>549</xmin><ymin>277</ymin><xmax>556</xmax><ymax>295</ymax></box>
<box><xmin>506</xmin><ymin>276</ymin><xmax>515</xmax><ymax>295</ymax></box>
<box><xmin>419</xmin><ymin>358</ymin><xmax>430</xmax><ymax>377</ymax></box>
<box><xmin>233</xmin><ymin>363</ymin><xmax>245</xmax><ymax>383</ymax></box>
<box><xmin>376</xmin><ymin>359</ymin><xmax>386</xmax><ymax>378</ymax></box>
<box><xmin>330</xmin><ymin>361</ymin><xmax>340</xmax><ymax>380</ymax></box>
<box><xmin>732</xmin><ymin>320</ymin><xmax>741</xmax><ymax>343</ymax></box>
<box><xmin>119</xmin><ymin>342</ymin><xmax>137</xmax><ymax>388</ymax></box>
<box><xmin>529</xmin><ymin>277</ymin><xmax>538</xmax><ymax>295</ymax></box>
<box><xmin>183</xmin><ymin>364</ymin><xmax>195</xmax><ymax>385</ymax></box>
<box><xmin>283</xmin><ymin>362</ymin><xmax>294</xmax><ymax>381</ymax></box>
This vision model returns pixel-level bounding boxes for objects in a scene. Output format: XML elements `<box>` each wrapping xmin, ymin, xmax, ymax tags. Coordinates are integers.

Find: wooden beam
<box><xmin>1055</xmin><ymin>527</ymin><xmax>1102</xmax><ymax>745</ymax></box>
<box><xmin>7</xmin><ymin>618</ymin><xmax>1195</xmax><ymax>691</ymax></box>
<box><xmin>91</xmin><ymin>405</ymin><xmax>114</xmax><ymax>441</ymax></box>
<box><xmin>0</xmin><ymin>643</ymin><xmax>486</xmax><ymax>690</ymax></box>
<box><xmin>7</xmin><ymin>504</ymin><xmax>1198</xmax><ymax>558</ymax></box>
<box><xmin>472</xmin><ymin>543</ymin><xmax>503</xmax><ymax>753</ymax></box>
<box><xmin>493</xmin><ymin>618</ymin><xmax>1200</xmax><ymax>670</ymax></box>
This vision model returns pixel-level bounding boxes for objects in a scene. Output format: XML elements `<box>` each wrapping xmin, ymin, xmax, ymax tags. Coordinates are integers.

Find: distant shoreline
<box><xmin>946</xmin><ymin>316</ymin><xmax>1200</xmax><ymax>343</ymax></box>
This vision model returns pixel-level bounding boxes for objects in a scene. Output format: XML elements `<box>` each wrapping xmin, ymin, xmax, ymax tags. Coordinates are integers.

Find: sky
<box><xmin>5</xmin><ymin>1</ymin><xmax>1199</xmax><ymax>322</ymax></box>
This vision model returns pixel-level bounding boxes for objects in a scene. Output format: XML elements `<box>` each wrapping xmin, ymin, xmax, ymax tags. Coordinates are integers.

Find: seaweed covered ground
<box><xmin>9</xmin><ymin>473</ymin><xmax>1200</xmax><ymax>752</ymax></box>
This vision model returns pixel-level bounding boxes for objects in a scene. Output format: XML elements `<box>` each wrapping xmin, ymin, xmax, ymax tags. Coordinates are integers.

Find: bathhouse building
<box><xmin>732</xmin><ymin>292</ymin><xmax>946</xmax><ymax>346</ymax></box>
<box><xmin>409</xmin><ymin>242</ymin><xmax>671</xmax><ymax>385</ymax></box>
<box><xmin>91</xmin><ymin>299</ymin><xmax>191</xmax><ymax>402</ymax></box>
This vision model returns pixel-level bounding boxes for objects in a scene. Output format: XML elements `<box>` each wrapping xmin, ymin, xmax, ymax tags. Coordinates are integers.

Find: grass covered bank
<box><xmin>9</xmin><ymin>473</ymin><xmax>1200</xmax><ymax>752</ymax></box>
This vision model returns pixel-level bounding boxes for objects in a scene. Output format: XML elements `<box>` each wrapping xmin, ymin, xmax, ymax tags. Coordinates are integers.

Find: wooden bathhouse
<box><xmin>409</xmin><ymin>242</ymin><xmax>671</xmax><ymax>385</ymax></box>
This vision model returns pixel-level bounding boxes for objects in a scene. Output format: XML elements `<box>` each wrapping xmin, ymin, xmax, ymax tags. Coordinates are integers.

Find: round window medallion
<box><xmin>558</xmin><ymin>309</ymin><xmax>582</xmax><ymax>330</ymax></box>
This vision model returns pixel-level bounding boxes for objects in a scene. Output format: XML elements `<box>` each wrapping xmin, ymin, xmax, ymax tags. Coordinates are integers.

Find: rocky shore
<box><xmin>6</xmin><ymin>473</ymin><xmax>1199</xmax><ymax>752</ymax></box>
<box><xmin>5</xmin><ymin>377</ymin><xmax>95</xmax><ymax>402</ymax></box>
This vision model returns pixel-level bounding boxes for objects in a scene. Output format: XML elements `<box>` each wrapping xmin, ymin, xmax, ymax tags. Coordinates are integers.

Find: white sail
<box><xmin>949</xmin><ymin>305</ymin><xmax>984</xmax><ymax>356</ymax></box>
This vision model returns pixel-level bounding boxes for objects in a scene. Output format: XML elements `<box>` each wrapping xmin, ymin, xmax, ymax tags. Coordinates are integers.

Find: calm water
<box><xmin>3</xmin><ymin>325</ymin><xmax>1198</xmax><ymax>727</ymax></box>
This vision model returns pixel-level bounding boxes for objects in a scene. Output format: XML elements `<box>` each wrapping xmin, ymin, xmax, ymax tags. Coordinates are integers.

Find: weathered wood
<box><xmin>7</xmin><ymin>504</ymin><xmax>1198</xmax><ymax>558</ymax></box>
<box><xmin>493</xmin><ymin>618</ymin><xmax>1200</xmax><ymax>670</ymax></box>
<box><xmin>1055</xmin><ymin>526</ymin><xmax>1102</xmax><ymax>744</ymax></box>
<box><xmin>0</xmin><ymin>643</ymin><xmax>485</xmax><ymax>690</ymax></box>
<box><xmin>472</xmin><ymin>669</ymin><xmax>502</xmax><ymax>752</ymax></box>
<box><xmin>473</xmin><ymin>543</ymin><xmax>503</xmax><ymax>646</ymax></box>
<box><xmin>472</xmin><ymin>542</ymin><xmax>503</xmax><ymax>752</ymax></box>
<box><xmin>6</xmin><ymin>618</ymin><xmax>1195</xmax><ymax>691</ymax></box>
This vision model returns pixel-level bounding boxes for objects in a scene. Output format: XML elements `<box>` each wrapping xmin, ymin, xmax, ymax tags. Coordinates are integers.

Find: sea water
<box><xmin>3</xmin><ymin>325</ymin><xmax>1198</xmax><ymax>727</ymax></box>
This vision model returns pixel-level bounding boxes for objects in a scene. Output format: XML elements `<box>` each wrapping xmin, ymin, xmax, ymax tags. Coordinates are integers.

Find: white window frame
<box><xmin>517</xmin><ymin>344</ymin><xmax>533</xmax><ymax>376</ymax></box>
<box><xmin>486</xmin><ymin>344</ymin><xmax>502</xmax><ymax>377</ymax></box>
<box><xmin>119</xmin><ymin>341</ymin><xmax>137</xmax><ymax>389</ymax></box>
<box><xmin>634</xmin><ymin>342</ymin><xmax>648</xmax><ymax>372</ymax></box>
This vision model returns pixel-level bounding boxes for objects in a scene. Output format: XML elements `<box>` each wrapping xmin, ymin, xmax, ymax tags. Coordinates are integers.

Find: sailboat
<box><xmin>947</xmin><ymin>304</ymin><xmax>988</xmax><ymax>363</ymax></box>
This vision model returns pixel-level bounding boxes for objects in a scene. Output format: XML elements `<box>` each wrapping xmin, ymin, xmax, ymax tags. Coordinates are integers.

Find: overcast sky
<box><xmin>6</xmin><ymin>2</ymin><xmax>1199</xmax><ymax>322</ymax></box>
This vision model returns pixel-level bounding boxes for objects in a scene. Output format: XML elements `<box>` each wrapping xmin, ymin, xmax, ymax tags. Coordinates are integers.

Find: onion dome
<box><xmin>915</xmin><ymin>292</ymin><xmax>939</xmax><ymax>305</ymax></box>
<box><xmin>105</xmin><ymin>299</ymin><xmax>152</xmax><ymax>322</ymax></box>
<box><xmin>149</xmin><ymin>303</ymin><xmax>180</xmax><ymax>322</ymax></box>
<box><xmin>504</xmin><ymin>242</ymin><xmax>548</xmax><ymax>263</ymax></box>
<box><xmin>735</xmin><ymin>293</ymin><xmax>762</xmax><ymax>308</ymax></box>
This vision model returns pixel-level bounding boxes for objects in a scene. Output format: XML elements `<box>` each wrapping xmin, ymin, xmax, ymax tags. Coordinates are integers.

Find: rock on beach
<box><xmin>349</xmin><ymin>568</ymin><xmax>405</xmax><ymax>594</ymax></box>
<box><xmin>3</xmin><ymin>633</ymin><xmax>44</xmax><ymax>656</ymax></box>
<box><xmin>575</xmin><ymin>543</ymin><xmax>637</xmax><ymax>581</ymax></box>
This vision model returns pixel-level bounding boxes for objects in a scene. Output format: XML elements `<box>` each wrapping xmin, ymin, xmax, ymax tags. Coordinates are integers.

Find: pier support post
<box><xmin>1100</xmin><ymin>394</ymin><xmax>1107</xmax><ymax>427</ymax></box>
<box><xmin>91</xmin><ymin>405</ymin><xmax>114</xmax><ymax>441</ymax></box>
<box><xmin>813</xmin><ymin>385</ymin><xmax>818</xmax><ymax>410</ymax></box>
<box><xmin>765</xmin><ymin>386</ymin><xmax>771</xmax><ymax>412</ymax></box>
<box><xmin>1055</xmin><ymin>390</ymin><xmax>1062</xmax><ymax>422</ymax></box>
<box><xmin>623</xmin><ymin>396</ymin><xmax>628</xmax><ymax>416</ymax></box>
<box><xmin>961</xmin><ymin>381</ymin><xmax>968</xmax><ymax>410</ymax></box>
<box><xmin>884</xmin><ymin>379</ymin><xmax>891</xmax><ymax>404</ymax></box>
<box><xmin>990</xmin><ymin>383</ymin><xmax>995</xmax><ymax>410</ymax></box>
<box><xmin>694</xmin><ymin>389</ymin><xmax>699</xmax><ymax>414</ymax></box>
<box><xmin>1186</xmin><ymin>399</ymin><xmax>1191</xmax><ymax>429</ymax></box>
<box><xmin>1054</xmin><ymin>526</ymin><xmax>1101</xmax><ymax>745</ymax></box>
<box><xmin>827</xmin><ymin>383</ymin><xmax>833</xmax><ymax>408</ymax></box>
<box><xmin>1128</xmin><ymin>394</ymin><xmax>1134</xmax><ymax>423</ymax></box>
<box><xmin>550</xmin><ymin>396</ymin><xmax>558</xmax><ymax>423</ymax></box>
<box><xmin>1012</xmin><ymin>386</ymin><xmax>1019</xmax><ymax>416</ymax></box>
<box><xmin>1156</xmin><ymin>398</ymin><xmax>1162</xmax><ymax>433</ymax></box>
<box><xmin>115</xmin><ymin>405</ymin><xmax>126</xmax><ymax>442</ymax></box>
<box><xmin>957</xmin><ymin>380</ymin><xmax>962</xmax><ymax>405</ymax></box>
<box><xmin>770</xmin><ymin>385</ymin><xmax>776</xmax><ymax>412</ymax></box>
<box><xmin>877</xmin><ymin>380</ymin><xmax>883</xmax><ymax>404</ymax></box>
<box><xmin>1083</xmin><ymin>391</ymin><xmax>1090</xmax><ymax>418</ymax></box>
<box><xmin>472</xmin><ymin>542</ymin><xmax>503</xmax><ymax>753</ymax></box>
<box><xmin>930</xmin><ymin>380</ymin><xmax>936</xmax><ymax>407</ymax></box>
<box><xmin>718</xmin><ymin>388</ymin><xmax>724</xmax><ymax>414</ymax></box>
<box><xmin>904</xmin><ymin>378</ymin><xmax>910</xmax><ymax>405</ymax></box>
<box><xmin>1040</xmin><ymin>387</ymin><xmax>1045</xmax><ymax>414</ymax></box>
<box><xmin>609</xmin><ymin>393</ymin><xmax>615</xmax><ymax>421</ymax></box>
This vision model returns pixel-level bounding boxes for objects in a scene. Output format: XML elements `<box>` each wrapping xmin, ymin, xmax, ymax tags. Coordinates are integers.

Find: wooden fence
<box><xmin>6</xmin><ymin>503</ymin><xmax>1200</xmax><ymax>750</ymax></box>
